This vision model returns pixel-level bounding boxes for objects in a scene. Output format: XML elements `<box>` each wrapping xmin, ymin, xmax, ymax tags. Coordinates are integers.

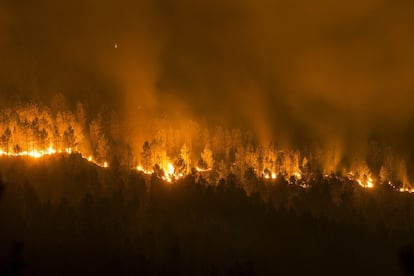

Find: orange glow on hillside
<box><xmin>136</xmin><ymin>161</ymin><xmax>184</xmax><ymax>183</ymax></box>
<box><xmin>0</xmin><ymin>146</ymin><xmax>108</xmax><ymax>168</ymax></box>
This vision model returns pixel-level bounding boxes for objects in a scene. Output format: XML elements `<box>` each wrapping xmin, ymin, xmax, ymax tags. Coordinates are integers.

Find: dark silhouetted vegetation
<box><xmin>1</xmin><ymin>154</ymin><xmax>414</xmax><ymax>275</ymax></box>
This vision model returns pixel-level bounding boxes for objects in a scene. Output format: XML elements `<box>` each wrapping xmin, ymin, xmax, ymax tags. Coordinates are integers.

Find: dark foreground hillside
<box><xmin>0</xmin><ymin>155</ymin><xmax>414</xmax><ymax>275</ymax></box>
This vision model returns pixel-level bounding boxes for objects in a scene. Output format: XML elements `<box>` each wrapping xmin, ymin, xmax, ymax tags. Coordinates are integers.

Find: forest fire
<box><xmin>195</xmin><ymin>166</ymin><xmax>212</xmax><ymax>172</ymax></box>
<box><xmin>3</xmin><ymin>1</ymin><xmax>414</xmax><ymax>274</ymax></box>
<box><xmin>347</xmin><ymin>172</ymin><xmax>375</xmax><ymax>189</ymax></box>
<box><xmin>0</xmin><ymin>145</ymin><xmax>108</xmax><ymax>168</ymax></box>
<box><xmin>357</xmin><ymin>177</ymin><xmax>374</xmax><ymax>189</ymax></box>
<box><xmin>0</xmin><ymin>146</ymin><xmax>61</xmax><ymax>159</ymax></box>
<box><xmin>136</xmin><ymin>165</ymin><xmax>152</xmax><ymax>175</ymax></box>
<box><xmin>136</xmin><ymin>161</ymin><xmax>184</xmax><ymax>183</ymax></box>
<box><xmin>263</xmin><ymin>170</ymin><xmax>277</xmax><ymax>180</ymax></box>
<box><xmin>0</xmin><ymin>101</ymin><xmax>412</xmax><ymax>191</ymax></box>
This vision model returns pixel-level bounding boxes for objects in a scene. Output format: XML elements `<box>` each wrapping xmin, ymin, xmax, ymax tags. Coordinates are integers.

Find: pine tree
<box><xmin>201</xmin><ymin>143</ymin><xmax>214</xmax><ymax>169</ymax></box>
<box><xmin>141</xmin><ymin>141</ymin><xmax>152</xmax><ymax>172</ymax></box>
<box><xmin>180</xmin><ymin>143</ymin><xmax>192</xmax><ymax>175</ymax></box>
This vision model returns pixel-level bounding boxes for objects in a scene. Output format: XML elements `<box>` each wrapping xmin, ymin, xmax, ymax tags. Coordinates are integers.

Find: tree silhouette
<box><xmin>141</xmin><ymin>141</ymin><xmax>152</xmax><ymax>171</ymax></box>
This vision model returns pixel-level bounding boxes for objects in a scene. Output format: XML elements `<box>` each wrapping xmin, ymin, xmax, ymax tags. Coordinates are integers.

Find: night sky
<box><xmin>1</xmin><ymin>0</ymin><xmax>414</xmax><ymax>152</ymax></box>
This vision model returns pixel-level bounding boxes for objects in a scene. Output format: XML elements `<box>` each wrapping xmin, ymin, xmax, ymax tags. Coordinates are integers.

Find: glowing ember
<box><xmin>0</xmin><ymin>147</ymin><xmax>72</xmax><ymax>158</ymax></box>
<box><xmin>161</xmin><ymin>163</ymin><xmax>175</xmax><ymax>183</ymax></box>
<box><xmin>167</xmin><ymin>163</ymin><xmax>175</xmax><ymax>175</ymax></box>
<box><xmin>356</xmin><ymin>177</ymin><xmax>374</xmax><ymax>188</ymax></box>
<box><xmin>294</xmin><ymin>171</ymin><xmax>302</xmax><ymax>180</ymax></box>
<box><xmin>135</xmin><ymin>161</ymin><xmax>185</xmax><ymax>183</ymax></box>
<box><xmin>367</xmin><ymin>178</ymin><xmax>374</xmax><ymax>188</ymax></box>
<box><xmin>399</xmin><ymin>188</ymin><xmax>414</xmax><ymax>193</ymax></box>
<box><xmin>136</xmin><ymin>165</ymin><xmax>152</xmax><ymax>175</ymax></box>
<box><xmin>47</xmin><ymin>147</ymin><xmax>57</xmax><ymax>154</ymax></box>
<box><xmin>195</xmin><ymin>166</ymin><xmax>212</xmax><ymax>172</ymax></box>
<box><xmin>0</xmin><ymin>145</ymin><xmax>110</xmax><ymax>169</ymax></box>
<box><xmin>262</xmin><ymin>169</ymin><xmax>276</xmax><ymax>180</ymax></box>
<box><xmin>262</xmin><ymin>170</ymin><xmax>277</xmax><ymax>180</ymax></box>
<box><xmin>29</xmin><ymin>151</ymin><xmax>42</xmax><ymax>159</ymax></box>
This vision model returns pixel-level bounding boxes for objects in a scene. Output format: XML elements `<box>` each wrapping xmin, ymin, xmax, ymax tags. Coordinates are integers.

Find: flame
<box><xmin>399</xmin><ymin>188</ymin><xmax>414</xmax><ymax>193</ymax></box>
<box><xmin>162</xmin><ymin>162</ymin><xmax>175</xmax><ymax>183</ymax></box>
<box><xmin>0</xmin><ymin>139</ymin><xmax>412</xmax><ymax>194</ymax></box>
<box><xmin>195</xmin><ymin>166</ymin><xmax>212</xmax><ymax>172</ymax></box>
<box><xmin>167</xmin><ymin>163</ymin><xmax>175</xmax><ymax>175</ymax></box>
<box><xmin>136</xmin><ymin>165</ymin><xmax>152</xmax><ymax>175</ymax></box>
<box><xmin>355</xmin><ymin>176</ymin><xmax>374</xmax><ymax>188</ymax></box>
<box><xmin>0</xmin><ymin>147</ymin><xmax>64</xmax><ymax>158</ymax></box>
<box><xmin>0</xmin><ymin>145</ymin><xmax>109</xmax><ymax>169</ymax></box>
<box><xmin>367</xmin><ymin>178</ymin><xmax>374</xmax><ymax>188</ymax></box>
<box><xmin>136</xmin><ymin>161</ymin><xmax>183</xmax><ymax>183</ymax></box>
<box><xmin>263</xmin><ymin>170</ymin><xmax>277</xmax><ymax>180</ymax></box>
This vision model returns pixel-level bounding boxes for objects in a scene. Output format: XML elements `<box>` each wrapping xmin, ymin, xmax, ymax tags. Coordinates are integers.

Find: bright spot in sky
<box><xmin>114</xmin><ymin>43</ymin><xmax>118</xmax><ymax>49</ymax></box>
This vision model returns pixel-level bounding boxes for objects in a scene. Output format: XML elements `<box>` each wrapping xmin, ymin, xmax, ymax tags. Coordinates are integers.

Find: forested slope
<box><xmin>0</xmin><ymin>155</ymin><xmax>413</xmax><ymax>275</ymax></box>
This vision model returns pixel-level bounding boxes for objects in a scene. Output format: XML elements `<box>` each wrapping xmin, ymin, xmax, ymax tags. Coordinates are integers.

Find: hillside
<box><xmin>0</xmin><ymin>155</ymin><xmax>414</xmax><ymax>275</ymax></box>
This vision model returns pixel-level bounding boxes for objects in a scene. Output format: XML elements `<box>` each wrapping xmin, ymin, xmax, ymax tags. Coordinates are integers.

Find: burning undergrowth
<box><xmin>0</xmin><ymin>96</ymin><xmax>412</xmax><ymax>194</ymax></box>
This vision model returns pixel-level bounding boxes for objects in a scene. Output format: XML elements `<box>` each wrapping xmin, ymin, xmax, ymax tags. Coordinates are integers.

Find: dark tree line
<box><xmin>0</xmin><ymin>155</ymin><xmax>414</xmax><ymax>275</ymax></box>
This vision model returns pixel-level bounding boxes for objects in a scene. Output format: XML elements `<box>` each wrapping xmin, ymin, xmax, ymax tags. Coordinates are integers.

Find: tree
<box><xmin>89</xmin><ymin>114</ymin><xmax>110</xmax><ymax>163</ymax></box>
<box><xmin>22</xmin><ymin>119</ymin><xmax>30</xmax><ymax>152</ymax></box>
<box><xmin>399</xmin><ymin>160</ymin><xmax>410</xmax><ymax>189</ymax></box>
<box><xmin>141</xmin><ymin>141</ymin><xmax>152</xmax><ymax>172</ymax></box>
<box><xmin>180</xmin><ymin>143</ymin><xmax>192</xmax><ymax>175</ymax></box>
<box><xmin>262</xmin><ymin>145</ymin><xmax>276</xmax><ymax>176</ymax></box>
<box><xmin>301</xmin><ymin>157</ymin><xmax>311</xmax><ymax>182</ymax></box>
<box><xmin>201</xmin><ymin>143</ymin><xmax>214</xmax><ymax>169</ymax></box>
<box><xmin>51</xmin><ymin>93</ymin><xmax>67</xmax><ymax>113</ymax></box>
<box><xmin>212</xmin><ymin>126</ymin><xmax>225</xmax><ymax>160</ymax></box>
<box><xmin>276</xmin><ymin>151</ymin><xmax>285</xmax><ymax>176</ymax></box>
<box><xmin>224</xmin><ymin>130</ymin><xmax>232</xmax><ymax>162</ymax></box>
<box><xmin>1</xmin><ymin>127</ymin><xmax>11</xmax><ymax>154</ymax></box>
<box><xmin>38</xmin><ymin>128</ymin><xmax>48</xmax><ymax>152</ymax></box>
<box><xmin>379</xmin><ymin>165</ymin><xmax>391</xmax><ymax>185</ymax></box>
<box><xmin>63</xmin><ymin>125</ymin><xmax>76</xmax><ymax>149</ymax></box>
<box><xmin>356</xmin><ymin>161</ymin><xmax>372</xmax><ymax>188</ymax></box>
<box><xmin>234</xmin><ymin>146</ymin><xmax>246</xmax><ymax>180</ymax></box>
<box><xmin>174</xmin><ymin>156</ymin><xmax>186</xmax><ymax>176</ymax></box>
<box><xmin>76</xmin><ymin>102</ymin><xmax>87</xmax><ymax>131</ymax></box>
<box><xmin>13</xmin><ymin>144</ymin><xmax>22</xmax><ymax>154</ymax></box>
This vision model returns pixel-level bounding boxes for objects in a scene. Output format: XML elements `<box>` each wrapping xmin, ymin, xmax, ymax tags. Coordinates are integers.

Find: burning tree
<box><xmin>141</xmin><ymin>141</ymin><xmax>152</xmax><ymax>172</ymax></box>
<box><xmin>1</xmin><ymin>127</ymin><xmax>11</xmax><ymax>154</ymax></box>
<box><xmin>200</xmin><ymin>143</ymin><xmax>214</xmax><ymax>169</ymax></box>
<box><xmin>0</xmin><ymin>94</ymin><xmax>413</xmax><ymax>194</ymax></box>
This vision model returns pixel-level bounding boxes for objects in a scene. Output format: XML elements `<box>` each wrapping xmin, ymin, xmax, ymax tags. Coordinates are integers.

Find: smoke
<box><xmin>1</xmin><ymin>0</ymin><xmax>414</xmax><ymax>162</ymax></box>
<box><xmin>154</xmin><ymin>0</ymin><xmax>414</xmax><ymax>159</ymax></box>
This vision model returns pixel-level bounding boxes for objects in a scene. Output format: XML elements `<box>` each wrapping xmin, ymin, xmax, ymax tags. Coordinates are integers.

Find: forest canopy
<box><xmin>0</xmin><ymin>95</ymin><xmax>411</xmax><ymax>193</ymax></box>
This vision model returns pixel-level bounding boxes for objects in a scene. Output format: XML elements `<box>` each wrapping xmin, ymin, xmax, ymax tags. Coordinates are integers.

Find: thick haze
<box><xmin>1</xmin><ymin>0</ymin><xmax>414</xmax><ymax>155</ymax></box>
